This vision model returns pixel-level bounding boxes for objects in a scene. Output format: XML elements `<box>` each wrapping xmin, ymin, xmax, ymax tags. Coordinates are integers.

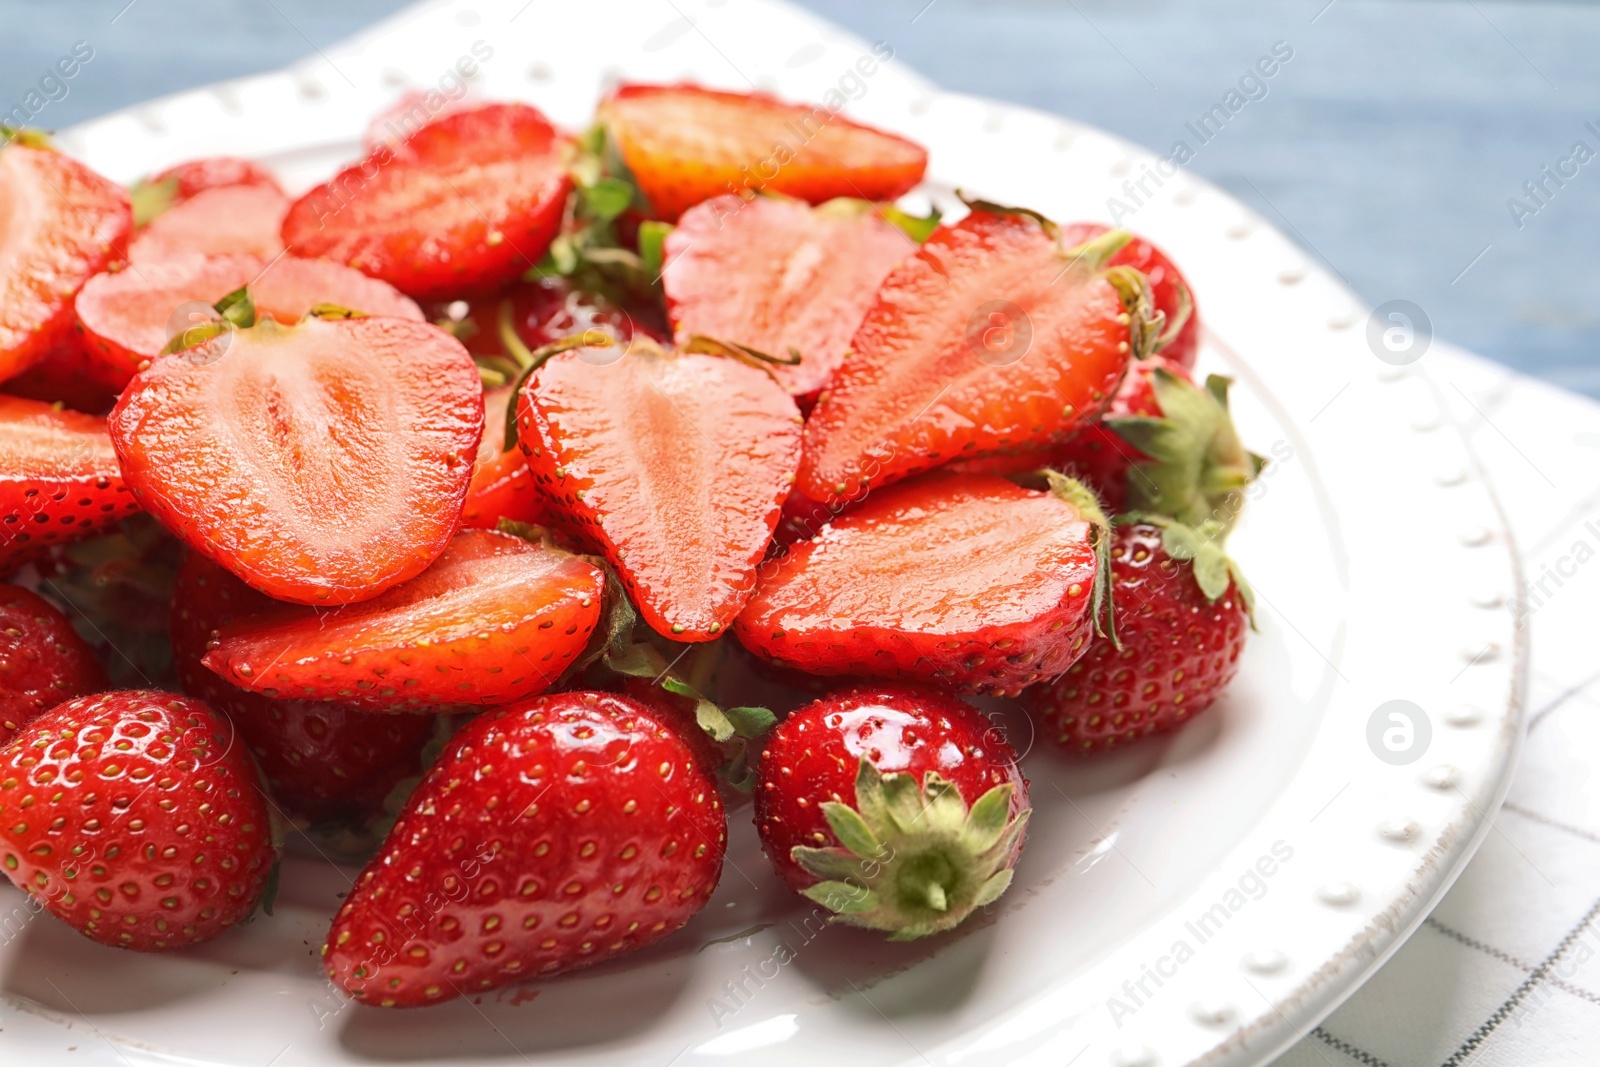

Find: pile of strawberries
<box><xmin>0</xmin><ymin>85</ymin><xmax>1261</xmax><ymax>1007</ymax></box>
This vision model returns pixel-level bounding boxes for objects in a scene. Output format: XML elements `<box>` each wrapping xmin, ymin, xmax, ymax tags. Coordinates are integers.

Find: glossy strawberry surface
<box><xmin>0</xmin><ymin>583</ymin><xmax>105</xmax><ymax>744</ymax></box>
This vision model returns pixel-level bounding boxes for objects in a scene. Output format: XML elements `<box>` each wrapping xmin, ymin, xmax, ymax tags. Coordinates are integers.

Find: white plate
<box><xmin>0</xmin><ymin>2</ymin><xmax>1525</xmax><ymax>1065</ymax></box>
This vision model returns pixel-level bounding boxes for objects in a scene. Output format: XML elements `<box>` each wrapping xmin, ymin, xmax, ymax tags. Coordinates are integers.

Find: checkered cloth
<box><xmin>1274</xmin><ymin>345</ymin><xmax>1600</xmax><ymax>1066</ymax></box>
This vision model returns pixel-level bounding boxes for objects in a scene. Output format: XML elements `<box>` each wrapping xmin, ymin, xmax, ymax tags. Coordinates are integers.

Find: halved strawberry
<box><xmin>107</xmin><ymin>315</ymin><xmax>482</xmax><ymax>605</ymax></box>
<box><xmin>76</xmin><ymin>253</ymin><xmax>424</xmax><ymax>388</ymax></box>
<box><xmin>791</xmin><ymin>211</ymin><xmax>1152</xmax><ymax>528</ymax></box>
<box><xmin>170</xmin><ymin>553</ymin><xmax>432</xmax><ymax>821</ymax></box>
<box><xmin>282</xmin><ymin>103</ymin><xmax>572</xmax><ymax>300</ymax></box>
<box><xmin>128</xmin><ymin>183</ymin><xmax>289</xmax><ymax>262</ymax></box>
<box><xmin>202</xmin><ymin>529</ymin><xmax>604</xmax><ymax>710</ymax></box>
<box><xmin>735</xmin><ymin>472</ymin><xmax>1107</xmax><ymax>695</ymax></box>
<box><xmin>662</xmin><ymin>195</ymin><xmax>914</xmax><ymax>401</ymax></box>
<box><xmin>132</xmin><ymin>157</ymin><xmax>284</xmax><ymax>226</ymax></box>
<box><xmin>0</xmin><ymin>144</ymin><xmax>131</xmax><ymax>382</ymax></box>
<box><xmin>3</xmin><ymin>337</ymin><xmax>122</xmax><ymax>414</ymax></box>
<box><xmin>461</xmin><ymin>386</ymin><xmax>545</xmax><ymax>530</ymax></box>
<box><xmin>1060</xmin><ymin>222</ymin><xmax>1197</xmax><ymax>369</ymax></box>
<box><xmin>0</xmin><ymin>395</ymin><xmax>140</xmax><ymax>572</ymax></box>
<box><xmin>516</xmin><ymin>336</ymin><xmax>802</xmax><ymax>642</ymax></box>
<box><xmin>600</xmin><ymin>84</ymin><xmax>928</xmax><ymax>222</ymax></box>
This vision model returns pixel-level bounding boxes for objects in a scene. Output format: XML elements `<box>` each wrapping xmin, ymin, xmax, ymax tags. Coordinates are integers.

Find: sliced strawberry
<box><xmin>0</xmin><ymin>144</ymin><xmax>131</xmax><ymax>382</ymax></box>
<box><xmin>128</xmin><ymin>183</ymin><xmax>289</xmax><ymax>263</ymax></box>
<box><xmin>1061</xmin><ymin>222</ymin><xmax>1198</xmax><ymax>369</ymax></box>
<box><xmin>662</xmin><ymin>195</ymin><xmax>913</xmax><ymax>400</ymax></box>
<box><xmin>170</xmin><ymin>553</ymin><xmax>431</xmax><ymax>821</ymax></box>
<box><xmin>516</xmin><ymin>337</ymin><xmax>802</xmax><ymax>642</ymax></box>
<box><xmin>461</xmin><ymin>386</ymin><xmax>545</xmax><ymax>529</ymax></box>
<box><xmin>792</xmin><ymin>211</ymin><xmax>1148</xmax><ymax>523</ymax></box>
<box><xmin>0</xmin><ymin>583</ymin><xmax>106</xmax><ymax>744</ymax></box>
<box><xmin>734</xmin><ymin>472</ymin><xmax>1105</xmax><ymax>695</ymax></box>
<box><xmin>0</xmin><ymin>395</ymin><xmax>140</xmax><ymax>573</ymax></box>
<box><xmin>282</xmin><ymin>103</ymin><xmax>572</xmax><ymax>300</ymax></box>
<box><xmin>107</xmin><ymin>315</ymin><xmax>482</xmax><ymax>605</ymax></box>
<box><xmin>601</xmin><ymin>84</ymin><xmax>928</xmax><ymax>222</ymax></box>
<box><xmin>76</xmin><ymin>253</ymin><xmax>424</xmax><ymax>389</ymax></box>
<box><xmin>132</xmin><ymin>157</ymin><xmax>284</xmax><ymax>227</ymax></box>
<box><xmin>203</xmin><ymin>529</ymin><xmax>603</xmax><ymax>710</ymax></box>
<box><xmin>363</xmin><ymin>91</ymin><xmax>474</xmax><ymax>154</ymax></box>
<box><xmin>3</xmin><ymin>336</ymin><xmax>122</xmax><ymax>414</ymax></box>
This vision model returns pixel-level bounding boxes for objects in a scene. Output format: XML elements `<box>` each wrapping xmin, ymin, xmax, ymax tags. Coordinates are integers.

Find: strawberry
<box><xmin>3</xmin><ymin>337</ymin><xmax>122</xmax><ymax>414</ymax></box>
<box><xmin>0</xmin><ymin>395</ymin><xmax>141</xmax><ymax>573</ymax></box>
<box><xmin>0</xmin><ymin>583</ymin><xmax>105</xmax><ymax>743</ymax></box>
<box><xmin>322</xmin><ymin>690</ymin><xmax>726</xmax><ymax>1007</ymax></box>
<box><xmin>1060</xmin><ymin>222</ymin><xmax>1198</xmax><ymax>369</ymax></box>
<box><xmin>788</xmin><ymin>211</ymin><xmax>1159</xmax><ymax>536</ymax></box>
<box><xmin>661</xmin><ymin>195</ymin><xmax>914</xmax><ymax>401</ymax></box>
<box><xmin>461</xmin><ymin>386</ymin><xmax>546</xmax><ymax>529</ymax></box>
<box><xmin>282</xmin><ymin>103</ymin><xmax>572</xmax><ymax>300</ymax></box>
<box><xmin>108</xmin><ymin>314</ymin><xmax>482</xmax><ymax>605</ymax></box>
<box><xmin>444</xmin><ymin>276</ymin><xmax>665</xmax><ymax>364</ymax></box>
<box><xmin>0</xmin><ymin>689</ymin><xmax>277</xmax><ymax>950</ymax></box>
<box><xmin>0</xmin><ymin>143</ymin><xmax>132</xmax><ymax>382</ymax></box>
<box><xmin>1027</xmin><ymin>519</ymin><xmax>1251</xmax><ymax>753</ymax></box>
<box><xmin>202</xmin><ymin>528</ymin><xmax>604</xmax><ymax>710</ymax></box>
<box><xmin>128</xmin><ymin>184</ymin><xmax>290</xmax><ymax>262</ymax></box>
<box><xmin>516</xmin><ymin>336</ymin><xmax>802</xmax><ymax>642</ymax></box>
<box><xmin>171</xmin><ymin>553</ymin><xmax>432</xmax><ymax>822</ymax></box>
<box><xmin>131</xmin><ymin>157</ymin><xmax>284</xmax><ymax>227</ymax></box>
<box><xmin>735</xmin><ymin>472</ymin><xmax>1109</xmax><ymax>695</ymax></box>
<box><xmin>75</xmin><ymin>253</ymin><xmax>424</xmax><ymax>389</ymax></box>
<box><xmin>599</xmin><ymin>84</ymin><xmax>928</xmax><ymax>222</ymax></box>
<box><xmin>754</xmin><ymin>682</ymin><xmax>1028</xmax><ymax>939</ymax></box>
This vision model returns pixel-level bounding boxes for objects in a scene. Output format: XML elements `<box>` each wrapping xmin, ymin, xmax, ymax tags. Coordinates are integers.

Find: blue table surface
<box><xmin>4</xmin><ymin>0</ymin><xmax>1597</xmax><ymax>397</ymax></box>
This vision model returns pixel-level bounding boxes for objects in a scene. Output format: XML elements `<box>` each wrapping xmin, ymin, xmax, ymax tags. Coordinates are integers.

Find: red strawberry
<box><xmin>322</xmin><ymin>690</ymin><xmax>726</xmax><ymax>1007</ymax></box>
<box><xmin>442</xmin><ymin>276</ymin><xmax>666</xmax><ymax>364</ymax></box>
<box><xmin>0</xmin><ymin>584</ymin><xmax>106</xmax><ymax>743</ymax></box>
<box><xmin>754</xmin><ymin>682</ymin><xmax>1028</xmax><ymax>939</ymax></box>
<box><xmin>0</xmin><ymin>395</ymin><xmax>141</xmax><ymax>573</ymax></box>
<box><xmin>1060</xmin><ymin>222</ymin><xmax>1198</xmax><ymax>369</ymax></box>
<box><xmin>203</xmin><ymin>529</ymin><xmax>604</xmax><ymax>710</ymax></box>
<box><xmin>790</xmin><ymin>211</ymin><xmax>1157</xmax><ymax>529</ymax></box>
<box><xmin>171</xmin><ymin>553</ymin><xmax>432</xmax><ymax>822</ymax></box>
<box><xmin>282</xmin><ymin>103</ymin><xmax>572</xmax><ymax>300</ymax></box>
<box><xmin>3</xmin><ymin>337</ymin><xmax>122</xmax><ymax>414</ymax></box>
<box><xmin>461</xmin><ymin>386</ymin><xmax>546</xmax><ymax>530</ymax></box>
<box><xmin>0</xmin><ymin>143</ymin><xmax>131</xmax><ymax>382</ymax></box>
<box><xmin>141</xmin><ymin>156</ymin><xmax>283</xmax><ymax>206</ymax></box>
<box><xmin>108</xmin><ymin>315</ymin><xmax>482</xmax><ymax>605</ymax></box>
<box><xmin>662</xmin><ymin>195</ymin><xmax>914</xmax><ymax>401</ymax></box>
<box><xmin>599</xmin><ymin>84</ymin><xmax>928</xmax><ymax>223</ymax></box>
<box><xmin>1027</xmin><ymin>520</ymin><xmax>1251</xmax><ymax>753</ymax></box>
<box><xmin>128</xmin><ymin>184</ymin><xmax>290</xmax><ymax>262</ymax></box>
<box><xmin>0</xmin><ymin>689</ymin><xmax>277</xmax><ymax>950</ymax></box>
<box><xmin>735</xmin><ymin>472</ymin><xmax>1109</xmax><ymax>695</ymax></box>
<box><xmin>75</xmin><ymin>253</ymin><xmax>424</xmax><ymax>389</ymax></box>
<box><xmin>516</xmin><ymin>336</ymin><xmax>802</xmax><ymax>642</ymax></box>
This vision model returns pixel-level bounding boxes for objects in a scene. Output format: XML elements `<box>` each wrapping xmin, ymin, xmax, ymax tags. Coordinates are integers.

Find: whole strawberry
<box><xmin>0</xmin><ymin>584</ymin><xmax>105</xmax><ymax>744</ymax></box>
<box><xmin>1028</xmin><ymin>520</ymin><xmax>1251</xmax><ymax>753</ymax></box>
<box><xmin>323</xmin><ymin>691</ymin><xmax>726</xmax><ymax>1007</ymax></box>
<box><xmin>0</xmin><ymin>690</ymin><xmax>277</xmax><ymax>950</ymax></box>
<box><xmin>754</xmin><ymin>683</ymin><xmax>1029</xmax><ymax>940</ymax></box>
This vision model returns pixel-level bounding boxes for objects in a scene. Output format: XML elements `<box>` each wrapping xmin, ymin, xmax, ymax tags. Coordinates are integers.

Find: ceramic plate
<box><xmin>0</xmin><ymin>1</ymin><xmax>1525</xmax><ymax>1065</ymax></box>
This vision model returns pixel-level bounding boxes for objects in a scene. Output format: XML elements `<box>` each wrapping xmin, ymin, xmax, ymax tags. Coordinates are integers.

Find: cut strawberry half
<box><xmin>0</xmin><ymin>144</ymin><xmax>131</xmax><ymax>382</ymax></box>
<box><xmin>282</xmin><ymin>102</ymin><xmax>572</xmax><ymax>300</ymax></box>
<box><xmin>734</xmin><ymin>472</ymin><xmax>1106</xmax><ymax>695</ymax></box>
<box><xmin>461</xmin><ymin>386</ymin><xmax>546</xmax><ymax>529</ymax></box>
<box><xmin>107</xmin><ymin>315</ymin><xmax>482</xmax><ymax>605</ymax></box>
<box><xmin>202</xmin><ymin>529</ymin><xmax>604</xmax><ymax>709</ymax></box>
<box><xmin>0</xmin><ymin>395</ymin><xmax>140</xmax><ymax>573</ymax></box>
<box><xmin>662</xmin><ymin>195</ymin><xmax>914</xmax><ymax>401</ymax></box>
<box><xmin>516</xmin><ymin>336</ymin><xmax>802</xmax><ymax>641</ymax></box>
<box><xmin>793</xmin><ymin>210</ymin><xmax>1150</xmax><ymax>518</ymax></box>
<box><xmin>3</xmin><ymin>336</ymin><xmax>122</xmax><ymax>414</ymax></box>
<box><xmin>600</xmin><ymin>84</ymin><xmax>928</xmax><ymax>222</ymax></box>
<box><xmin>75</xmin><ymin>253</ymin><xmax>424</xmax><ymax>388</ymax></box>
<box><xmin>133</xmin><ymin>156</ymin><xmax>284</xmax><ymax>226</ymax></box>
<box><xmin>128</xmin><ymin>183</ymin><xmax>289</xmax><ymax>262</ymax></box>
<box><xmin>1061</xmin><ymin>222</ymin><xmax>1198</xmax><ymax>369</ymax></box>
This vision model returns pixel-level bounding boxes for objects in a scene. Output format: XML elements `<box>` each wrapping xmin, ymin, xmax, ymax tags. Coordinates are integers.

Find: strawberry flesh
<box><xmin>203</xmin><ymin>529</ymin><xmax>604</xmax><ymax>710</ymax></box>
<box><xmin>663</xmin><ymin>195</ymin><xmax>913</xmax><ymax>400</ymax></box>
<box><xmin>323</xmin><ymin>690</ymin><xmax>725</xmax><ymax>1007</ymax></box>
<box><xmin>108</xmin><ymin>315</ymin><xmax>482</xmax><ymax>605</ymax></box>
<box><xmin>129</xmin><ymin>183</ymin><xmax>289</xmax><ymax>262</ymax></box>
<box><xmin>735</xmin><ymin>473</ymin><xmax>1099</xmax><ymax>694</ymax></box>
<box><xmin>0</xmin><ymin>583</ymin><xmax>106</xmax><ymax>743</ymax></box>
<box><xmin>602</xmin><ymin>84</ymin><xmax>928</xmax><ymax>222</ymax></box>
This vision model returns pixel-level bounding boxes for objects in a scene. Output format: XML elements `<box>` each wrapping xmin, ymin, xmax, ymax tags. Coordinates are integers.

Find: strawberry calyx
<box><xmin>681</xmin><ymin>333</ymin><xmax>803</xmax><ymax>370</ymax></box>
<box><xmin>532</xmin><ymin>124</ymin><xmax>656</xmax><ymax>300</ymax></box>
<box><xmin>0</xmin><ymin>126</ymin><xmax>55</xmax><ymax>150</ymax></box>
<box><xmin>129</xmin><ymin>175</ymin><xmax>180</xmax><ymax>227</ymax></box>
<box><xmin>1107</xmin><ymin>370</ymin><xmax>1265</xmax><ymax>531</ymax></box>
<box><xmin>792</xmin><ymin>758</ymin><xmax>1030</xmax><ymax>941</ymax></box>
<box><xmin>1043</xmin><ymin>470</ymin><xmax>1115</xmax><ymax>643</ymax></box>
<box><xmin>1121</xmin><ymin>511</ymin><xmax>1257</xmax><ymax>625</ymax></box>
